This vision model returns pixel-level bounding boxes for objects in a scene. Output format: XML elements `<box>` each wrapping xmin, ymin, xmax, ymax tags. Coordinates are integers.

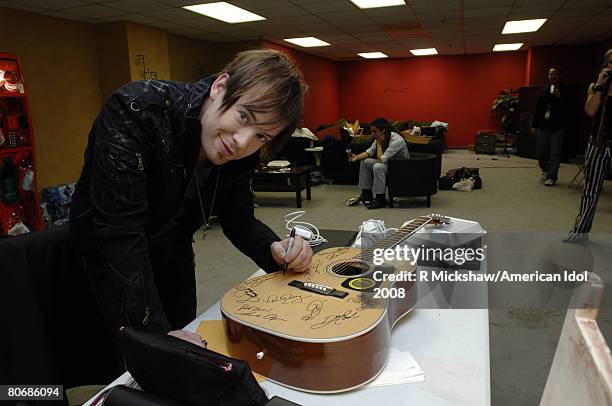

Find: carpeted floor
<box><xmin>442</xmin><ymin>149</ymin><xmax>538</xmax><ymax>169</ymax></box>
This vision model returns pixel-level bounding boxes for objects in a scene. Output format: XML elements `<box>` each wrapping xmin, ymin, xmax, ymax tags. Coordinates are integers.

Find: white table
<box><xmin>84</xmin><ymin>271</ymin><xmax>490</xmax><ymax>406</ymax></box>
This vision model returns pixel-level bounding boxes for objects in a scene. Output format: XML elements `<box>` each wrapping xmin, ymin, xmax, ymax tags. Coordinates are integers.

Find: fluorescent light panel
<box><xmin>358</xmin><ymin>52</ymin><xmax>388</xmax><ymax>59</ymax></box>
<box><xmin>183</xmin><ymin>2</ymin><xmax>265</xmax><ymax>23</ymax></box>
<box><xmin>410</xmin><ymin>48</ymin><xmax>438</xmax><ymax>56</ymax></box>
<box><xmin>502</xmin><ymin>19</ymin><xmax>546</xmax><ymax>34</ymax></box>
<box><xmin>350</xmin><ymin>0</ymin><xmax>405</xmax><ymax>9</ymax></box>
<box><xmin>493</xmin><ymin>43</ymin><xmax>523</xmax><ymax>51</ymax></box>
<box><xmin>283</xmin><ymin>37</ymin><xmax>330</xmax><ymax>47</ymax></box>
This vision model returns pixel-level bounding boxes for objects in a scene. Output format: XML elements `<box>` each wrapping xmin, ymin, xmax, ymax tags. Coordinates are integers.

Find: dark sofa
<box><xmin>321</xmin><ymin>125</ymin><xmax>444</xmax><ymax>185</ymax></box>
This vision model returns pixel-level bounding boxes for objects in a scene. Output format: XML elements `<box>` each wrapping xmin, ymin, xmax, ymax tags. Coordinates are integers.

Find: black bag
<box><xmin>118</xmin><ymin>327</ymin><xmax>268</xmax><ymax>406</ymax></box>
<box><xmin>439</xmin><ymin>167</ymin><xmax>463</xmax><ymax>190</ymax></box>
<box><xmin>439</xmin><ymin>167</ymin><xmax>482</xmax><ymax>190</ymax></box>
<box><xmin>464</xmin><ymin>167</ymin><xmax>482</xmax><ymax>189</ymax></box>
<box><xmin>103</xmin><ymin>385</ymin><xmax>184</xmax><ymax>405</ymax></box>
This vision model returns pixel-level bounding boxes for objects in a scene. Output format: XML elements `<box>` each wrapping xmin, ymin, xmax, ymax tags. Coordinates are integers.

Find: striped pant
<box><xmin>568</xmin><ymin>141</ymin><xmax>611</xmax><ymax>240</ymax></box>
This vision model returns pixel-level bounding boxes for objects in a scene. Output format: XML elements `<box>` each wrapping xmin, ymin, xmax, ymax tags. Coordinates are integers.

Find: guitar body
<box><xmin>220</xmin><ymin>246</ymin><xmax>417</xmax><ymax>392</ymax></box>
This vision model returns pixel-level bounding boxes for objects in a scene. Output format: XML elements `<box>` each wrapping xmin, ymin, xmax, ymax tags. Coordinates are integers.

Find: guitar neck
<box><xmin>360</xmin><ymin>216</ymin><xmax>432</xmax><ymax>262</ymax></box>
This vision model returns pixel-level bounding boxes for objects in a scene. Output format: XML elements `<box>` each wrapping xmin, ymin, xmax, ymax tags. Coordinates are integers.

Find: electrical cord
<box><xmin>283</xmin><ymin>210</ymin><xmax>327</xmax><ymax>246</ymax></box>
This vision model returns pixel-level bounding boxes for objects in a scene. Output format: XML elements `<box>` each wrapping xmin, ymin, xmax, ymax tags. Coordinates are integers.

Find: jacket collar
<box><xmin>182</xmin><ymin>76</ymin><xmax>216</xmax><ymax>169</ymax></box>
<box><xmin>185</xmin><ymin>75</ymin><xmax>216</xmax><ymax>119</ymax></box>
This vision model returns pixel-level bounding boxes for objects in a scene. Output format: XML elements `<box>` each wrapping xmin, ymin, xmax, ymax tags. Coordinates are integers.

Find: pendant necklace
<box><xmin>194</xmin><ymin>167</ymin><xmax>220</xmax><ymax>240</ymax></box>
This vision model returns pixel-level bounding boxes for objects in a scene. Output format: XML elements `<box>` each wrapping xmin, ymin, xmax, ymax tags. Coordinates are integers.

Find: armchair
<box><xmin>387</xmin><ymin>152</ymin><xmax>438</xmax><ymax>208</ymax></box>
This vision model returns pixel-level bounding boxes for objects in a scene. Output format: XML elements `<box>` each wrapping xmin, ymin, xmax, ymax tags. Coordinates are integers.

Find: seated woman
<box><xmin>349</xmin><ymin>117</ymin><xmax>409</xmax><ymax>209</ymax></box>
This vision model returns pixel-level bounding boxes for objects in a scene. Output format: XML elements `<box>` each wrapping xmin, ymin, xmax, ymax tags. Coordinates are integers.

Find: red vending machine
<box><xmin>0</xmin><ymin>52</ymin><xmax>44</xmax><ymax>235</ymax></box>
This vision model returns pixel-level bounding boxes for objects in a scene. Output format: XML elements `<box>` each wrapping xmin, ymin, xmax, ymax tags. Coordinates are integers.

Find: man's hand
<box><xmin>168</xmin><ymin>330</ymin><xmax>206</xmax><ymax>347</ymax></box>
<box><xmin>271</xmin><ymin>235</ymin><xmax>312</xmax><ymax>273</ymax></box>
<box><xmin>349</xmin><ymin>153</ymin><xmax>358</xmax><ymax>162</ymax></box>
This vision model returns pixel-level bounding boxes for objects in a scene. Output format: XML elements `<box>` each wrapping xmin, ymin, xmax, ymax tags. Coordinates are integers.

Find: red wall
<box><xmin>338</xmin><ymin>53</ymin><xmax>526</xmax><ymax>147</ymax></box>
<box><xmin>261</xmin><ymin>39</ymin><xmax>611</xmax><ymax>148</ymax></box>
<box><xmin>262</xmin><ymin>41</ymin><xmax>340</xmax><ymax>131</ymax></box>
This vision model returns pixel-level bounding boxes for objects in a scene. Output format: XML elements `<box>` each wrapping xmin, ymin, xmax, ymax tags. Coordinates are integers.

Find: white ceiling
<box><xmin>2</xmin><ymin>0</ymin><xmax>611</xmax><ymax>60</ymax></box>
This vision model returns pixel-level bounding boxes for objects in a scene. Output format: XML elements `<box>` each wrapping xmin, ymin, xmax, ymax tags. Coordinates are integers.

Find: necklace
<box><xmin>194</xmin><ymin>166</ymin><xmax>220</xmax><ymax>240</ymax></box>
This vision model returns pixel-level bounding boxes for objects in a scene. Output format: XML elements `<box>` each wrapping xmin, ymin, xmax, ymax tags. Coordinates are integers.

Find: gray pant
<box><xmin>358</xmin><ymin>158</ymin><xmax>387</xmax><ymax>194</ymax></box>
<box><xmin>535</xmin><ymin>129</ymin><xmax>564</xmax><ymax>181</ymax></box>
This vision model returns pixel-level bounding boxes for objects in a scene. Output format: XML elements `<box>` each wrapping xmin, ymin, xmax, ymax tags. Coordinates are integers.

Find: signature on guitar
<box><xmin>235</xmin><ymin>304</ymin><xmax>287</xmax><ymax>322</ymax></box>
<box><xmin>233</xmin><ymin>286</ymin><xmax>260</xmax><ymax>304</ymax></box>
<box><xmin>302</xmin><ymin>299</ymin><xmax>324</xmax><ymax>321</ymax></box>
<box><xmin>310</xmin><ymin>309</ymin><xmax>360</xmax><ymax>330</ymax></box>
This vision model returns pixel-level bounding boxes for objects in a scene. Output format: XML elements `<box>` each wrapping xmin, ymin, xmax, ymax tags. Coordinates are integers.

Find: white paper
<box><xmin>366</xmin><ymin>347</ymin><xmax>425</xmax><ymax>387</ymax></box>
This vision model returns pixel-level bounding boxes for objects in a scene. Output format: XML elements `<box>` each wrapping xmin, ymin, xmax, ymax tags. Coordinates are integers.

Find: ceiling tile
<box><xmin>156</xmin><ymin>0</ymin><xmax>210</xmax><ymax>6</ymax></box>
<box><xmin>554</xmin><ymin>7</ymin><xmax>606</xmax><ymax>18</ymax></box>
<box><xmin>411</xmin><ymin>1</ymin><xmax>460</xmax><ymax>13</ymax></box>
<box><xmin>463</xmin><ymin>0</ymin><xmax>513</xmax><ymax>9</ymax></box>
<box><xmin>289</xmin><ymin>14</ymin><xmax>328</xmax><ymax>24</ymax></box>
<box><xmin>301</xmin><ymin>1</ymin><xmax>356</xmax><ymax>13</ymax></box>
<box><xmin>511</xmin><ymin>3</ymin><xmax>564</xmax><ymax>14</ymax></box>
<box><xmin>63</xmin><ymin>3</ymin><xmax>127</xmax><ymax>18</ymax></box>
<box><xmin>417</xmin><ymin>12</ymin><xmax>462</xmax><ymax>23</ymax></box>
<box><xmin>143</xmin><ymin>7</ymin><xmax>200</xmax><ymax>21</ymax></box>
<box><xmin>463</xmin><ymin>6</ymin><xmax>510</xmax><ymax>18</ymax></box>
<box><xmin>318</xmin><ymin>9</ymin><xmax>369</xmax><ymax>21</ymax></box>
<box><xmin>40</xmin><ymin>10</ymin><xmax>91</xmax><ymax>21</ymax></box>
<box><xmin>560</xmin><ymin>0</ymin><xmax>612</xmax><ymax>9</ymax></box>
<box><xmin>23</xmin><ymin>0</ymin><xmax>88</xmax><ymax>9</ymax></box>
<box><xmin>507</xmin><ymin>11</ymin><xmax>555</xmax><ymax>20</ymax></box>
<box><xmin>513</xmin><ymin>0</ymin><xmax>562</xmax><ymax>4</ymax></box>
<box><xmin>176</xmin><ymin>18</ymin><xmax>226</xmax><ymax>29</ymax></box>
<box><xmin>587</xmin><ymin>14</ymin><xmax>612</xmax><ymax>26</ymax></box>
<box><xmin>320</xmin><ymin>33</ymin><xmax>357</xmax><ymax>41</ymax></box>
<box><xmin>329</xmin><ymin>18</ymin><xmax>376</xmax><ymax>28</ymax></box>
<box><xmin>231</xmin><ymin>0</ymin><xmax>294</xmax><ymax>9</ymax></box>
<box><xmin>256</xmin><ymin>6</ymin><xmax>310</xmax><ymax>18</ymax></box>
<box><xmin>103</xmin><ymin>0</ymin><xmax>169</xmax><ymax>13</ymax></box>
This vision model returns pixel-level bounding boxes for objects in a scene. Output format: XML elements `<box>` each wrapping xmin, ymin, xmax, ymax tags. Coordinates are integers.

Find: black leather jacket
<box><xmin>69</xmin><ymin>76</ymin><xmax>281</xmax><ymax>333</ymax></box>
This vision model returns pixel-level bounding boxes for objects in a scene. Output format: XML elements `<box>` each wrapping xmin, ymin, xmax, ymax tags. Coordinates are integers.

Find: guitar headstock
<box><xmin>429</xmin><ymin>213</ymin><xmax>451</xmax><ymax>226</ymax></box>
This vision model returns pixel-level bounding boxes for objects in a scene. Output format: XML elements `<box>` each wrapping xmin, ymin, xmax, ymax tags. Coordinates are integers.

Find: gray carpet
<box><xmin>192</xmin><ymin>151</ymin><xmax>611</xmax><ymax>406</ymax></box>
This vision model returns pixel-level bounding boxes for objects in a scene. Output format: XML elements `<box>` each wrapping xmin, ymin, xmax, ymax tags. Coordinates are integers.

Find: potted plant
<box><xmin>491</xmin><ymin>88</ymin><xmax>519</xmax><ymax>133</ymax></box>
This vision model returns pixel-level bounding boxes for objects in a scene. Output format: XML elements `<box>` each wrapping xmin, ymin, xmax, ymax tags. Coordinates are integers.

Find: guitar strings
<box><xmin>330</xmin><ymin>217</ymin><xmax>431</xmax><ymax>278</ymax></box>
<box><xmin>310</xmin><ymin>216</ymin><xmax>437</xmax><ymax>288</ymax></box>
<box><xmin>333</xmin><ymin>219</ymin><xmax>429</xmax><ymax>277</ymax></box>
<box><xmin>316</xmin><ymin>217</ymin><xmax>435</xmax><ymax>285</ymax></box>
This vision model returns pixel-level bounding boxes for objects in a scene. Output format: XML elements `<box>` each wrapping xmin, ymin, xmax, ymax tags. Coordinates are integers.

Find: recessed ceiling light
<box><xmin>283</xmin><ymin>37</ymin><xmax>330</xmax><ymax>47</ymax></box>
<box><xmin>358</xmin><ymin>52</ymin><xmax>388</xmax><ymax>59</ymax></box>
<box><xmin>410</xmin><ymin>48</ymin><xmax>438</xmax><ymax>56</ymax></box>
<box><xmin>502</xmin><ymin>19</ymin><xmax>547</xmax><ymax>34</ymax></box>
<box><xmin>183</xmin><ymin>2</ymin><xmax>265</xmax><ymax>23</ymax></box>
<box><xmin>350</xmin><ymin>0</ymin><xmax>405</xmax><ymax>8</ymax></box>
<box><xmin>493</xmin><ymin>43</ymin><xmax>523</xmax><ymax>52</ymax></box>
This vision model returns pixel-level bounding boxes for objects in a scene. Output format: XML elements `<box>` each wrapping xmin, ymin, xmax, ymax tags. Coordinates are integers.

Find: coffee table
<box><xmin>253</xmin><ymin>166</ymin><xmax>311</xmax><ymax>208</ymax></box>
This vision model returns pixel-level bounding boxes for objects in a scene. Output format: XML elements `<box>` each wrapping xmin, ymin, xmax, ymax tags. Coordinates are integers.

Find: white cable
<box><xmin>283</xmin><ymin>210</ymin><xmax>327</xmax><ymax>246</ymax></box>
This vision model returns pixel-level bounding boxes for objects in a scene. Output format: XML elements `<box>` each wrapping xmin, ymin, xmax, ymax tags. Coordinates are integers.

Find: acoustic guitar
<box><xmin>220</xmin><ymin>214</ymin><xmax>449</xmax><ymax>392</ymax></box>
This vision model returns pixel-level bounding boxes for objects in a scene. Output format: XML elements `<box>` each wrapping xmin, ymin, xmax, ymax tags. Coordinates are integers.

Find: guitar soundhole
<box><xmin>331</xmin><ymin>260</ymin><xmax>370</xmax><ymax>277</ymax></box>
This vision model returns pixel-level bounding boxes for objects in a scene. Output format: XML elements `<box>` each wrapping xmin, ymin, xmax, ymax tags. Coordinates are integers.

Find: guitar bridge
<box><xmin>288</xmin><ymin>280</ymin><xmax>348</xmax><ymax>299</ymax></box>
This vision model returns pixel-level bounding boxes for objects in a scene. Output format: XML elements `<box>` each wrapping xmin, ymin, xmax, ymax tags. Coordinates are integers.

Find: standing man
<box><xmin>567</xmin><ymin>49</ymin><xmax>612</xmax><ymax>242</ymax></box>
<box><xmin>532</xmin><ymin>67</ymin><xmax>568</xmax><ymax>186</ymax></box>
<box><xmin>69</xmin><ymin>49</ymin><xmax>312</xmax><ymax>349</ymax></box>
